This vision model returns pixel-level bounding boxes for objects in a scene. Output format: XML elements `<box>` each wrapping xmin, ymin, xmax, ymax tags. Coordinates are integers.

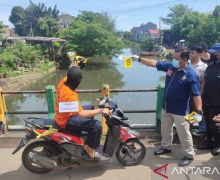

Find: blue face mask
<box><xmin>172</xmin><ymin>58</ymin><xmax>179</xmax><ymax>68</ymax></box>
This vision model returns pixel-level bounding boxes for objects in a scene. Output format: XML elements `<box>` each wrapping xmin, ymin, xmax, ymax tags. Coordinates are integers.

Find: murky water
<box><xmin>6</xmin><ymin>48</ymin><xmax>164</xmax><ymax>126</ymax></box>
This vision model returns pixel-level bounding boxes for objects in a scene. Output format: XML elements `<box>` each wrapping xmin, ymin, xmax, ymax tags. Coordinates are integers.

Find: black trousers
<box><xmin>203</xmin><ymin>105</ymin><xmax>220</xmax><ymax>146</ymax></box>
<box><xmin>66</xmin><ymin>105</ymin><xmax>102</xmax><ymax>149</ymax></box>
<box><xmin>66</xmin><ymin>116</ymin><xmax>102</xmax><ymax>149</ymax></box>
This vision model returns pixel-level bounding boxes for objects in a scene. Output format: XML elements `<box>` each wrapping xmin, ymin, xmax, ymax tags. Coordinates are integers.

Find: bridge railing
<box><xmin>0</xmin><ymin>84</ymin><xmax>165</xmax><ymax>133</ymax></box>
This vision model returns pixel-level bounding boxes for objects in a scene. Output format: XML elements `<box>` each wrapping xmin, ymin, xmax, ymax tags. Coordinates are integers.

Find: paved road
<box><xmin>1</xmin><ymin>139</ymin><xmax>220</xmax><ymax>180</ymax></box>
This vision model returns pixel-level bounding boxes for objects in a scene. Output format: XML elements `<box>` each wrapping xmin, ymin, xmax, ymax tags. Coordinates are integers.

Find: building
<box><xmin>146</xmin><ymin>29</ymin><xmax>160</xmax><ymax>44</ymax></box>
<box><xmin>130</xmin><ymin>22</ymin><xmax>157</xmax><ymax>42</ymax></box>
<box><xmin>1</xmin><ymin>25</ymin><xmax>14</xmax><ymax>38</ymax></box>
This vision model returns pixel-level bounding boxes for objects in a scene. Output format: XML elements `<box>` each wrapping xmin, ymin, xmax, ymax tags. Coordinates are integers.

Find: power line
<box><xmin>110</xmin><ymin>0</ymin><xmax>201</xmax><ymax>14</ymax></box>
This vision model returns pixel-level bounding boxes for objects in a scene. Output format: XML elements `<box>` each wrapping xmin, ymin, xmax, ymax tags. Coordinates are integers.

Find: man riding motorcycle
<box><xmin>55</xmin><ymin>66</ymin><xmax>110</xmax><ymax>159</ymax></box>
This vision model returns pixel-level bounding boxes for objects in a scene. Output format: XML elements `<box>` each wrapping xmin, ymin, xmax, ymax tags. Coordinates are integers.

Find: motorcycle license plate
<box><xmin>12</xmin><ymin>132</ymin><xmax>35</xmax><ymax>154</ymax></box>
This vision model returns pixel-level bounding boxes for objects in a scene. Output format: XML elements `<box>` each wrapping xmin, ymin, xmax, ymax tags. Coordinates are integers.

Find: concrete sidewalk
<box><xmin>0</xmin><ymin>131</ymin><xmax>220</xmax><ymax>180</ymax></box>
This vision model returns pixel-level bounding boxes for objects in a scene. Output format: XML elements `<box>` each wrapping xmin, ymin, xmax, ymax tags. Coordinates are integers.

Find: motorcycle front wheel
<box><xmin>116</xmin><ymin>139</ymin><xmax>146</xmax><ymax>166</ymax></box>
<box><xmin>22</xmin><ymin>141</ymin><xmax>58</xmax><ymax>174</ymax></box>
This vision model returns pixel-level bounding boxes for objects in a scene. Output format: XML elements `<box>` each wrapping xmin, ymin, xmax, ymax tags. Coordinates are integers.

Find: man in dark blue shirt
<box><xmin>132</xmin><ymin>50</ymin><xmax>202</xmax><ymax>166</ymax></box>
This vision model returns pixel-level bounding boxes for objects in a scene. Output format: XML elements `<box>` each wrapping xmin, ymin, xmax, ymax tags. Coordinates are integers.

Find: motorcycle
<box><xmin>12</xmin><ymin>97</ymin><xmax>146</xmax><ymax>174</ymax></box>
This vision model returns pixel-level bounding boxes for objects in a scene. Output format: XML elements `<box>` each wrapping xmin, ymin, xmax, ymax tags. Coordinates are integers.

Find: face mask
<box><xmin>172</xmin><ymin>58</ymin><xmax>179</xmax><ymax>68</ymax></box>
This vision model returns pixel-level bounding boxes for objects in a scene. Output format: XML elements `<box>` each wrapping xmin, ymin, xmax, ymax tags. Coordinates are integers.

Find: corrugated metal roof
<box><xmin>6</xmin><ymin>36</ymin><xmax>66</xmax><ymax>42</ymax></box>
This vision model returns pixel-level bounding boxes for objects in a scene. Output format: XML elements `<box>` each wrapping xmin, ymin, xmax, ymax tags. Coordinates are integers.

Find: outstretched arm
<box><xmin>139</xmin><ymin>57</ymin><xmax>157</xmax><ymax>67</ymax></box>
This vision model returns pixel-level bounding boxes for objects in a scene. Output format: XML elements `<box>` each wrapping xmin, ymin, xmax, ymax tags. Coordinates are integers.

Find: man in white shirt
<box><xmin>189</xmin><ymin>45</ymin><xmax>208</xmax><ymax>137</ymax></box>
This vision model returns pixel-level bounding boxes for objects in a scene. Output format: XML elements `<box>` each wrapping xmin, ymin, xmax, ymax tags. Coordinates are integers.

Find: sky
<box><xmin>0</xmin><ymin>0</ymin><xmax>220</xmax><ymax>31</ymax></box>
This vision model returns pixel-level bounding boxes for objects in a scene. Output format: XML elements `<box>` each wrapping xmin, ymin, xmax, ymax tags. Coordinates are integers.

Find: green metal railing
<box><xmin>0</xmin><ymin>84</ymin><xmax>165</xmax><ymax>132</ymax></box>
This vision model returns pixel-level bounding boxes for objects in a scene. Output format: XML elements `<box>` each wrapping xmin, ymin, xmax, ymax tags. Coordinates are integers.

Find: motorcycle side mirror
<box><xmin>98</xmin><ymin>96</ymin><xmax>109</xmax><ymax>108</ymax></box>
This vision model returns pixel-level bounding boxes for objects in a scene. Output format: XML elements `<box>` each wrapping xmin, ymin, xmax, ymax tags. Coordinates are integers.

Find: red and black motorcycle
<box><xmin>12</xmin><ymin>97</ymin><xmax>146</xmax><ymax>174</ymax></box>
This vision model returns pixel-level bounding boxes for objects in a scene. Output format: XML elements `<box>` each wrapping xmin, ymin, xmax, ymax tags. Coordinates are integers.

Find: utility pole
<box><xmin>62</xmin><ymin>12</ymin><xmax>64</xmax><ymax>28</ymax></box>
<box><xmin>159</xmin><ymin>20</ymin><xmax>163</xmax><ymax>45</ymax></box>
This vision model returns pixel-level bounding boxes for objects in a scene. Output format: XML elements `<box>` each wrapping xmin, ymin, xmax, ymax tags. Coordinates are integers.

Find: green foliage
<box><xmin>9</xmin><ymin>6</ymin><xmax>25</xmax><ymax>35</ymax></box>
<box><xmin>60</xmin><ymin>11</ymin><xmax>124</xmax><ymax>57</ymax></box>
<box><xmin>38</xmin><ymin>61</ymin><xmax>54</xmax><ymax>71</ymax></box>
<box><xmin>0</xmin><ymin>21</ymin><xmax>3</xmax><ymax>39</ymax></box>
<box><xmin>36</xmin><ymin>16</ymin><xmax>59</xmax><ymax>36</ymax></box>
<box><xmin>0</xmin><ymin>66</ymin><xmax>11</xmax><ymax>74</ymax></box>
<box><xmin>141</xmin><ymin>37</ymin><xmax>155</xmax><ymax>51</ymax></box>
<box><xmin>123</xmin><ymin>31</ymin><xmax>132</xmax><ymax>40</ymax></box>
<box><xmin>161</xmin><ymin>4</ymin><xmax>192</xmax><ymax>25</ymax></box>
<box><xmin>9</xmin><ymin>1</ymin><xmax>59</xmax><ymax>36</ymax></box>
<box><xmin>52</xmin><ymin>41</ymin><xmax>61</xmax><ymax>48</ymax></box>
<box><xmin>76</xmin><ymin>11</ymin><xmax>116</xmax><ymax>32</ymax></box>
<box><xmin>59</xmin><ymin>13</ymin><xmax>75</xmax><ymax>28</ymax></box>
<box><xmin>0</xmin><ymin>50</ymin><xmax>17</xmax><ymax>69</ymax></box>
<box><xmin>162</xmin><ymin>4</ymin><xmax>220</xmax><ymax>47</ymax></box>
<box><xmin>0</xmin><ymin>41</ymin><xmax>43</xmax><ymax>74</ymax></box>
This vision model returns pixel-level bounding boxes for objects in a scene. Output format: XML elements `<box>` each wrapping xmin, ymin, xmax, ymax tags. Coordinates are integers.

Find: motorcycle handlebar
<box><xmin>98</xmin><ymin>96</ymin><xmax>117</xmax><ymax>110</ymax></box>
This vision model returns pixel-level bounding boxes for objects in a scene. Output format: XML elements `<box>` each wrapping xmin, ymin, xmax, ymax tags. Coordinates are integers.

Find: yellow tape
<box><xmin>184</xmin><ymin>111</ymin><xmax>197</xmax><ymax>124</ymax></box>
<box><xmin>33</xmin><ymin>126</ymin><xmax>58</xmax><ymax>138</ymax></box>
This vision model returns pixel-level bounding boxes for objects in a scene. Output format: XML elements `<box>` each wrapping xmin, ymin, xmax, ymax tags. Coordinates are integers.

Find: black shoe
<box><xmin>211</xmin><ymin>147</ymin><xmax>220</xmax><ymax>156</ymax></box>
<box><xmin>178</xmin><ymin>156</ymin><xmax>194</xmax><ymax>167</ymax></box>
<box><xmin>192</xmin><ymin>129</ymin><xmax>206</xmax><ymax>137</ymax></box>
<box><xmin>154</xmin><ymin>147</ymin><xmax>171</xmax><ymax>156</ymax></box>
<box><xmin>197</xmin><ymin>142</ymin><xmax>213</xmax><ymax>150</ymax></box>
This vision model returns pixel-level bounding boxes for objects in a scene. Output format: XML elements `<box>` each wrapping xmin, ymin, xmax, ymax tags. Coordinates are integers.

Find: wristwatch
<box><xmin>138</xmin><ymin>57</ymin><xmax>141</xmax><ymax>62</ymax></box>
<box><xmin>197</xmin><ymin>110</ymin><xmax>203</xmax><ymax>115</ymax></box>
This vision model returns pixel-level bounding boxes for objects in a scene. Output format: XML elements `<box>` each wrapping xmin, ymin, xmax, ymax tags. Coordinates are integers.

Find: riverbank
<box><xmin>0</xmin><ymin>67</ymin><xmax>56</xmax><ymax>91</ymax></box>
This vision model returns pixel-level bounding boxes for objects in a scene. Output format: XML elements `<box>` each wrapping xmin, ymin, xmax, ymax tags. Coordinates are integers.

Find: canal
<box><xmin>6</xmin><ymin>48</ymin><xmax>164</xmax><ymax>126</ymax></box>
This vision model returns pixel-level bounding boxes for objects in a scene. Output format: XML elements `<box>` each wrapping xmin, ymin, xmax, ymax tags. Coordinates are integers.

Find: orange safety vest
<box><xmin>55</xmin><ymin>77</ymin><xmax>83</xmax><ymax>128</ymax></box>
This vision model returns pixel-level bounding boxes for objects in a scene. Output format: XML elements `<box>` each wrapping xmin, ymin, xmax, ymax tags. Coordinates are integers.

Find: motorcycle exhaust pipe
<box><xmin>31</xmin><ymin>154</ymin><xmax>57</xmax><ymax>169</ymax></box>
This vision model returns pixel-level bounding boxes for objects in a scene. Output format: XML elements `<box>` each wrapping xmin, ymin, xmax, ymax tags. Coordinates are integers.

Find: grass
<box><xmin>38</xmin><ymin>62</ymin><xmax>55</xmax><ymax>71</ymax></box>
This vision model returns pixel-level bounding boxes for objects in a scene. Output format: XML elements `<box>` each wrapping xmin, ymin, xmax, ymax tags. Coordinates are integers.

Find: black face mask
<box><xmin>65</xmin><ymin>67</ymin><xmax>82</xmax><ymax>90</ymax></box>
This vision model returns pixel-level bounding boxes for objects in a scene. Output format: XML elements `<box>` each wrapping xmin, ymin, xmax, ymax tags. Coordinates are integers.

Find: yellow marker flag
<box><xmin>124</xmin><ymin>57</ymin><xmax>133</xmax><ymax>68</ymax></box>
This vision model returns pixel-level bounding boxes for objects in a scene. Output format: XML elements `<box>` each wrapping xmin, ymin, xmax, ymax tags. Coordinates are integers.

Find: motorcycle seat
<box><xmin>26</xmin><ymin>117</ymin><xmax>88</xmax><ymax>137</ymax></box>
<box><xmin>54</xmin><ymin>124</ymin><xmax>88</xmax><ymax>137</ymax></box>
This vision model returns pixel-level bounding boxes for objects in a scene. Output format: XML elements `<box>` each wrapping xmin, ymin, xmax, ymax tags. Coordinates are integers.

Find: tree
<box><xmin>76</xmin><ymin>11</ymin><xmax>116</xmax><ymax>32</ymax></box>
<box><xmin>123</xmin><ymin>31</ymin><xmax>131</xmax><ymax>39</ymax></box>
<box><xmin>213</xmin><ymin>5</ymin><xmax>220</xmax><ymax>18</ymax></box>
<box><xmin>141</xmin><ymin>37</ymin><xmax>154</xmax><ymax>51</ymax></box>
<box><xmin>171</xmin><ymin>11</ymin><xmax>202</xmax><ymax>43</ymax></box>
<box><xmin>36</xmin><ymin>17</ymin><xmax>59</xmax><ymax>36</ymax></box>
<box><xmin>188</xmin><ymin>15</ymin><xmax>217</xmax><ymax>47</ymax></box>
<box><xmin>9</xmin><ymin>6</ymin><xmax>25</xmax><ymax>35</ymax></box>
<box><xmin>162</xmin><ymin>4</ymin><xmax>220</xmax><ymax>47</ymax></box>
<box><xmin>9</xmin><ymin>1</ymin><xmax>60</xmax><ymax>36</ymax></box>
<box><xmin>161</xmin><ymin>4</ymin><xmax>192</xmax><ymax>25</ymax></box>
<box><xmin>0</xmin><ymin>21</ymin><xmax>3</xmax><ymax>39</ymax></box>
<box><xmin>213</xmin><ymin>6</ymin><xmax>220</xmax><ymax>33</ymax></box>
<box><xmin>60</xmin><ymin>11</ymin><xmax>124</xmax><ymax>57</ymax></box>
<box><xmin>58</xmin><ymin>13</ymin><xmax>75</xmax><ymax>28</ymax></box>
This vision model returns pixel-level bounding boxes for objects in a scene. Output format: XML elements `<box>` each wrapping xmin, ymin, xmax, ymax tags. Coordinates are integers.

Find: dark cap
<box><xmin>190</xmin><ymin>44</ymin><xmax>203</xmax><ymax>53</ymax></box>
<box><xmin>197</xmin><ymin>42</ymin><xmax>208</xmax><ymax>52</ymax></box>
<box><xmin>180</xmin><ymin>50</ymin><xmax>189</xmax><ymax>61</ymax></box>
<box><xmin>208</xmin><ymin>43</ymin><xmax>220</xmax><ymax>54</ymax></box>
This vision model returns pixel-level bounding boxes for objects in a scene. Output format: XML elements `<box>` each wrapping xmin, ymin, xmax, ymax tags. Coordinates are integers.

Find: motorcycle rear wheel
<box><xmin>116</xmin><ymin>139</ymin><xmax>146</xmax><ymax>166</ymax></box>
<box><xmin>22</xmin><ymin>141</ymin><xmax>58</xmax><ymax>174</ymax></box>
